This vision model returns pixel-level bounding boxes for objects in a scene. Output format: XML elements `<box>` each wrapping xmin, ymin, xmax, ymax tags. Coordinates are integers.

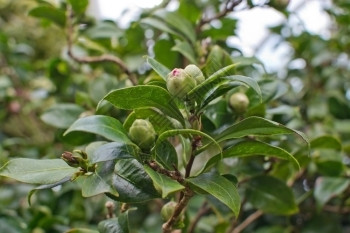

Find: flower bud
<box><xmin>161</xmin><ymin>201</ymin><xmax>184</xmax><ymax>228</ymax></box>
<box><xmin>161</xmin><ymin>201</ymin><xmax>176</xmax><ymax>221</ymax></box>
<box><xmin>269</xmin><ymin>0</ymin><xmax>289</xmax><ymax>10</ymax></box>
<box><xmin>129</xmin><ymin>119</ymin><xmax>156</xmax><ymax>149</ymax></box>
<box><xmin>184</xmin><ymin>64</ymin><xmax>205</xmax><ymax>84</ymax></box>
<box><xmin>166</xmin><ymin>68</ymin><xmax>196</xmax><ymax>99</ymax></box>
<box><xmin>229</xmin><ymin>93</ymin><xmax>250</xmax><ymax>114</ymax></box>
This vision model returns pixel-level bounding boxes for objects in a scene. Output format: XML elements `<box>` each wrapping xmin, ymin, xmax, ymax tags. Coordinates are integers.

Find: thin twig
<box><xmin>196</xmin><ymin>0</ymin><xmax>243</xmax><ymax>32</ymax></box>
<box><xmin>65</xmin><ymin>5</ymin><xmax>137</xmax><ymax>85</ymax></box>
<box><xmin>162</xmin><ymin>188</ymin><xmax>194</xmax><ymax>233</ymax></box>
<box><xmin>188</xmin><ymin>201</ymin><xmax>210</xmax><ymax>233</ymax></box>
<box><xmin>323</xmin><ymin>205</ymin><xmax>350</xmax><ymax>214</ymax></box>
<box><xmin>231</xmin><ymin>210</ymin><xmax>263</xmax><ymax>233</ymax></box>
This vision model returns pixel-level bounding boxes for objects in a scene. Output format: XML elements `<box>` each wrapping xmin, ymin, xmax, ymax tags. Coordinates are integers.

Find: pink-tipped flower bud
<box><xmin>166</xmin><ymin>68</ymin><xmax>196</xmax><ymax>99</ymax></box>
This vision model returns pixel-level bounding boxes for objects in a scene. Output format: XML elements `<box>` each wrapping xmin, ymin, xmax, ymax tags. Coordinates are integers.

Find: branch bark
<box><xmin>188</xmin><ymin>201</ymin><xmax>210</xmax><ymax>233</ymax></box>
<box><xmin>65</xmin><ymin>6</ymin><xmax>137</xmax><ymax>85</ymax></box>
<box><xmin>230</xmin><ymin>210</ymin><xmax>263</xmax><ymax>233</ymax></box>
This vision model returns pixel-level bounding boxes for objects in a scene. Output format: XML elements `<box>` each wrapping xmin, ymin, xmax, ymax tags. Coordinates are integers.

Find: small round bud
<box><xmin>161</xmin><ymin>201</ymin><xmax>177</xmax><ymax>222</ymax></box>
<box><xmin>166</xmin><ymin>68</ymin><xmax>196</xmax><ymax>99</ymax></box>
<box><xmin>229</xmin><ymin>93</ymin><xmax>250</xmax><ymax>114</ymax></box>
<box><xmin>184</xmin><ymin>64</ymin><xmax>205</xmax><ymax>84</ymax></box>
<box><xmin>129</xmin><ymin>119</ymin><xmax>156</xmax><ymax>149</ymax></box>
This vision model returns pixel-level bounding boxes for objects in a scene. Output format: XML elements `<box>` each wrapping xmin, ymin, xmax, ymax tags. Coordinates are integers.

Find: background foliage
<box><xmin>1</xmin><ymin>0</ymin><xmax>350</xmax><ymax>232</ymax></box>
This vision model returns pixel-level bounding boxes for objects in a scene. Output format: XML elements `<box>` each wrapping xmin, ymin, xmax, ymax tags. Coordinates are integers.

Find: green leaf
<box><xmin>171</xmin><ymin>40</ymin><xmax>197</xmax><ymax>64</ymax></box>
<box><xmin>155</xmin><ymin>129</ymin><xmax>222</xmax><ymax>162</ymax></box>
<box><xmin>98</xmin><ymin>212</ymin><xmax>129</xmax><ymax>233</ymax></box>
<box><xmin>90</xmin><ymin>142</ymin><xmax>139</xmax><ymax>163</ymax></box>
<box><xmin>101</xmin><ymin>86</ymin><xmax>185</xmax><ymax>126</ymax></box>
<box><xmin>246</xmin><ymin>175</ymin><xmax>298</xmax><ymax>215</ymax></box>
<box><xmin>188</xmin><ymin>63</ymin><xmax>239</xmax><ymax>104</ymax></box>
<box><xmin>68</xmin><ymin>0</ymin><xmax>89</xmax><ymax>14</ymax></box>
<box><xmin>216</xmin><ymin>116</ymin><xmax>309</xmax><ymax>145</ymax></box>
<box><xmin>145</xmin><ymin>56</ymin><xmax>171</xmax><ymax>81</ymax></box>
<box><xmin>41</xmin><ymin>103</ymin><xmax>85</xmax><ymax>129</ymax></box>
<box><xmin>187</xmin><ymin>173</ymin><xmax>240</xmax><ymax>216</ymax></box>
<box><xmin>141</xmin><ymin>17</ymin><xmax>185</xmax><ymax>41</ymax></box>
<box><xmin>0</xmin><ymin>159</ymin><xmax>78</xmax><ymax>184</ymax></box>
<box><xmin>29</xmin><ymin>6</ymin><xmax>66</xmax><ymax>27</ymax></box>
<box><xmin>153</xmin><ymin>10</ymin><xmax>196</xmax><ymax>44</ymax></box>
<box><xmin>123</xmin><ymin>108</ymin><xmax>175</xmax><ymax>134</ymax></box>
<box><xmin>314</xmin><ymin>177</ymin><xmax>350</xmax><ymax>209</ymax></box>
<box><xmin>311</xmin><ymin>135</ymin><xmax>342</xmax><ymax>151</ymax></box>
<box><xmin>203</xmin><ymin>45</ymin><xmax>233</xmax><ymax>77</ymax></box>
<box><xmin>64</xmin><ymin>115</ymin><xmax>131</xmax><ymax>143</ymax></box>
<box><xmin>28</xmin><ymin>176</ymin><xmax>71</xmax><ymax>205</ymax></box>
<box><xmin>110</xmin><ymin>159</ymin><xmax>160</xmax><ymax>203</ymax></box>
<box><xmin>77</xmin><ymin>160</ymin><xmax>118</xmax><ymax>198</ymax></box>
<box><xmin>144</xmin><ymin>165</ymin><xmax>185</xmax><ymax>198</ymax></box>
<box><xmin>202</xmin><ymin>141</ymin><xmax>300</xmax><ymax>174</ymax></box>
<box><xmin>154</xmin><ymin>140</ymin><xmax>178</xmax><ymax>170</ymax></box>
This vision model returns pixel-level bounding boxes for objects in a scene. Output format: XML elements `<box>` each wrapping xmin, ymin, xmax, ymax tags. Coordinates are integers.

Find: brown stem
<box><xmin>188</xmin><ymin>201</ymin><xmax>210</xmax><ymax>233</ymax></box>
<box><xmin>65</xmin><ymin>6</ymin><xmax>137</xmax><ymax>85</ymax></box>
<box><xmin>185</xmin><ymin>135</ymin><xmax>202</xmax><ymax>178</ymax></box>
<box><xmin>196</xmin><ymin>0</ymin><xmax>243</xmax><ymax>32</ymax></box>
<box><xmin>147</xmin><ymin>160</ymin><xmax>184</xmax><ymax>184</ymax></box>
<box><xmin>230</xmin><ymin>210</ymin><xmax>263</xmax><ymax>233</ymax></box>
<box><xmin>162</xmin><ymin>188</ymin><xmax>194</xmax><ymax>233</ymax></box>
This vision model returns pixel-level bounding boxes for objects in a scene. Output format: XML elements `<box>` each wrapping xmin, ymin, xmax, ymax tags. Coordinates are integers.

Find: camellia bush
<box><xmin>1</xmin><ymin>0</ymin><xmax>350</xmax><ymax>232</ymax></box>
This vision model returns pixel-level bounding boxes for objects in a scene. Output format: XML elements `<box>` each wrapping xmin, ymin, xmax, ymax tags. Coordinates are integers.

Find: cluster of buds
<box><xmin>61</xmin><ymin>150</ymin><xmax>96</xmax><ymax>174</ymax></box>
<box><xmin>166</xmin><ymin>64</ymin><xmax>205</xmax><ymax>99</ymax></box>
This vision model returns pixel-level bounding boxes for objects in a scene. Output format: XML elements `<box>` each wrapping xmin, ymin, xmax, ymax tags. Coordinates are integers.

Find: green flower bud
<box><xmin>161</xmin><ymin>201</ymin><xmax>185</xmax><ymax>228</ymax></box>
<box><xmin>161</xmin><ymin>201</ymin><xmax>177</xmax><ymax>222</ymax></box>
<box><xmin>184</xmin><ymin>64</ymin><xmax>205</xmax><ymax>84</ymax></box>
<box><xmin>166</xmin><ymin>68</ymin><xmax>196</xmax><ymax>99</ymax></box>
<box><xmin>229</xmin><ymin>93</ymin><xmax>250</xmax><ymax>114</ymax></box>
<box><xmin>129</xmin><ymin>119</ymin><xmax>156</xmax><ymax>149</ymax></box>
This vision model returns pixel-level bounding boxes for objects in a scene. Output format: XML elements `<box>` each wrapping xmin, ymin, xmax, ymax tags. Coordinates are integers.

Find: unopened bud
<box><xmin>129</xmin><ymin>119</ymin><xmax>156</xmax><ymax>150</ymax></box>
<box><xmin>184</xmin><ymin>64</ymin><xmax>205</xmax><ymax>84</ymax></box>
<box><xmin>166</xmin><ymin>68</ymin><xmax>196</xmax><ymax>99</ymax></box>
<box><xmin>229</xmin><ymin>93</ymin><xmax>250</xmax><ymax>114</ymax></box>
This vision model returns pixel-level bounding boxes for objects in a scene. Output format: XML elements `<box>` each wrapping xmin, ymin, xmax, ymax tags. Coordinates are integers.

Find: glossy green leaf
<box><xmin>202</xmin><ymin>141</ymin><xmax>299</xmax><ymax>174</ymax></box>
<box><xmin>29</xmin><ymin>6</ymin><xmax>66</xmax><ymax>27</ymax></box>
<box><xmin>98</xmin><ymin>212</ymin><xmax>129</xmax><ymax>233</ymax></box>
<box><xmin>188</xmin><ymin>63</ymin><xmax>238</xmax><ymax>104</ymax></box>
<box><xmin>216</xmin><ymin>116</ymin><xmax>309</xmax><ymax>145</ymax></box>
<box><xmin>171</xmin><ymin>40</ymin><xmax>197</xmax><ymax>64</ymax></box>
<box><xmin>314</xmin><ymin>177</ymin><xmax>350</xmax><ymax>209</ymax></box>
<box><xmin>311</xmin><ymin>135</ymin><xmax>342</xmax><ymax>151</ymax></box>
<box><xmin>77</xmin><ymin>160</ymin><xmax>118</xmax><ymax>198</ymax></box>
<box><xmin>154</xmin><ymin>140</ymin><xmax>178</xmax><ymax>170</ymax></box>
<box><xmin>41</xmin><ymin>104</ymin><xmax>85</xmax><ymax>129</ymax></box>
<box><xmin>101</xmin><ymin>85</ymin><xmax>185</xmax><ymax>126</ymax></box>
<box><xmin>146</xmin><ymin>56</ymin><xmax>171</xmax><ymax>81</ymax></box>
<box><xmin>90</xmin><ymin>142</ymin><xmax>139</xmax><ymax>163</ymax></box>
<box><xmin>68</xmin><ymin>0</ymin><xmax>89</xmax><ymax>14</ymax></box>
<box><xmin>123</xmin><ymin>108</ymin><xmax>175</xmax><ymax>134</ymax></box>
<box><xmin>246</xmin><ymin>175</ymin><xmax>298</xmax><ymax>215</ymax></box>
<box><xmin>203</xmin><ymin>45</ymin><xmax>233</xmax><ymax>77</ymax></box>
<box><xmin>64</xmin><ymin>115</ymin><xmax>131</xmax><ymax>143</ymax></box>
<box><xmin>110</xmin><ymin>159</ymin><xmax>160</xmax><ymax>203</ymax></box>
<box><xmin>144</xmin><ymin>165</ymin><xmax>185</xmax><ymax>198</ymax></box>
<box><xmin>187</xmin><ymin>173</ymin><xmax>240</xmax><ymax>216</ymax></box>
<box><xmin>0</xmin><ymin>159</ymin><xmax>78</xmax><ymax>184</ymax></box>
